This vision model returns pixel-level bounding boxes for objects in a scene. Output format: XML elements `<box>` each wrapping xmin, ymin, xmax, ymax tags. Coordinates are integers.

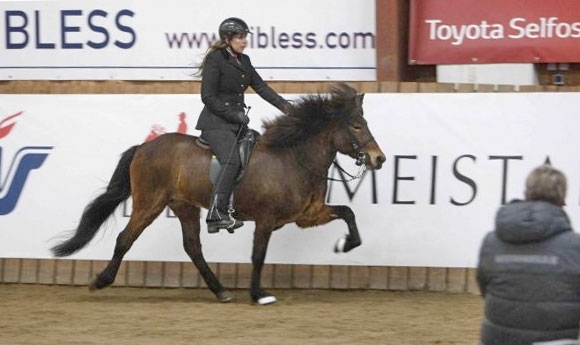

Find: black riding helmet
<box><xmin>219</xmin><ymin>17</ymin><xmax>251</xmax><ymax>41</ymax></box>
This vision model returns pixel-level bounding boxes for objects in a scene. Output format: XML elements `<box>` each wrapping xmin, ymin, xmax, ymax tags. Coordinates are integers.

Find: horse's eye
<box><xmin>351</xmin><ymin>124</ymin><xmax>362</xmax><ymax>132</ymax></box>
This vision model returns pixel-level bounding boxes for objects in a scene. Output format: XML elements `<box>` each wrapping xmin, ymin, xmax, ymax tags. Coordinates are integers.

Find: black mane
<box><xmin>261</xmin><ymin>83</ymin><xmax>360</xmax><ymax>149</ymax></box>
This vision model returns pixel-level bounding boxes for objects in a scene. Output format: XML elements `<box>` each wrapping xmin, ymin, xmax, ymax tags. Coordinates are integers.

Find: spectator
<box><xmin>477</xmin><ymin>164</ymin><xmax>580</xmax><ymax>345</ymax></box>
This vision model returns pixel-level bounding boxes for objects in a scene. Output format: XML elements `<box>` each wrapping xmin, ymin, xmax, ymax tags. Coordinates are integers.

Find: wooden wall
<box><xmin>1</xmin><ymin>258</ymin><xmax>479</xmax><ymax>294</ymax></box>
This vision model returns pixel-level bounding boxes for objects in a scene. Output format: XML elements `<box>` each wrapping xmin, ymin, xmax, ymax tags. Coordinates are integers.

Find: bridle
<box><xmin>330</xmin><ymin>124</ymin><xmax>376</xmax><ymax>181</ymax></box>
<box><xmin>344</xmin><ymin>124</ymin><xmax>376</xmax><ymax>167</ymax></box>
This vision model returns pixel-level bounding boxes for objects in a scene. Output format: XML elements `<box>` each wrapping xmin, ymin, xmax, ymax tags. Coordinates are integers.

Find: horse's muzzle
<box><xmin>366</xmin><ymin>152</ymin><xmax>386</xmax><ymax>170</ymax></box>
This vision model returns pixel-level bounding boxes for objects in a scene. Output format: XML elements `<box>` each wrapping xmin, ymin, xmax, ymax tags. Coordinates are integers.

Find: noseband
<box><xmin>324</xmin><ymin>124</ymin><xmax>376</xmax><ymax>182</ymax></box>
<box><xmin>345</xmin><ymin>125</ymin><xmax>375</xmax><ymax>167</ymax></box>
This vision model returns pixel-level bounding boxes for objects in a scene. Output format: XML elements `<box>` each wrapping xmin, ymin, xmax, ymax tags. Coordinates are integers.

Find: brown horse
<box><xmin>51</xmin><ymin>83</ymin><xmax>386</xmax><ymax>305</ymax></box>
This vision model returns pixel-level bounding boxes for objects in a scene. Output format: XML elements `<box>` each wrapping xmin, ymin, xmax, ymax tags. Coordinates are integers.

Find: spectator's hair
<box><xmin>524</xmin><ymin>165</ymin><xmax>567</xmax><ymax>206</ymax></box>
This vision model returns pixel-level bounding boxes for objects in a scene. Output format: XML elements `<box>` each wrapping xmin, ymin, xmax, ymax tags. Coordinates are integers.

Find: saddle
<box><xmin>195</xmin><ymin>128</ymin><xmax>260</xmax><ymax>184</ymax></box>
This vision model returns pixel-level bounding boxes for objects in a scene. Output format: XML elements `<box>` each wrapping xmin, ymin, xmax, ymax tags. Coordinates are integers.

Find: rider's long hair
<box><xmin>193</xmin><ymin>40</ymin><xmax>228</xmax><ymax>78</ymax></box>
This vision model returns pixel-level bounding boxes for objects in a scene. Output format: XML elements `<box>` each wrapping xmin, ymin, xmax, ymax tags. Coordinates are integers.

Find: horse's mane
<box><xmin>261</xmin><ymin>83</ymin><xmax>360</xmax><ymax>149</ymax></box>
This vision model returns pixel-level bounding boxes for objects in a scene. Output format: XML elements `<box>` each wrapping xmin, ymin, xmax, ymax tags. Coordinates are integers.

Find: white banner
<box><xmin>1</xmin><ymin>93</ymin><xmax>580</xmax><ymax>268</ymax></box>
<box><xmin>0</xmin><ymin>0</ymin><xmax>376</xmax><ymax>80</ymax></box>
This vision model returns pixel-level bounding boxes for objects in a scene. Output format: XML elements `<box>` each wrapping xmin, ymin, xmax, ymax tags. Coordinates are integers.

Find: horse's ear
<box><xmin>357</xmin><ymin>93</ymin><xmax>365</xmax><ymax>104</ymax></box>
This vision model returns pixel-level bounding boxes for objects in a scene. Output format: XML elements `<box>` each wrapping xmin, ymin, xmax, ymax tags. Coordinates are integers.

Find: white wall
<box><xmin>2</xmin><ymin>92</ymin><xmax>580</xmax><ymax>267</ymax></box>
<box><xmin>437</xmin><ymin>64</ymin><xmax>539</xmax><ymax>86</ymax></box>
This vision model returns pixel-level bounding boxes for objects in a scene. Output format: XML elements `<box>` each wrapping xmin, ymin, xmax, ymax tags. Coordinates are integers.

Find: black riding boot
<box><xmin>203</xmin><ymin>130</ymin><xmax>244</xmax><ymax>234</ymax></box>
<box><xmin>207</xmin><ymin>193</ymin><xmax>243</xmax><ymax>233</ymax></box>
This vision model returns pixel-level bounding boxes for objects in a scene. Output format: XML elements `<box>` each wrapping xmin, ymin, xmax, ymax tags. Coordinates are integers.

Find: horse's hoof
<box><xmin>88</xmin><ymin>278</ymin><xmax>99</xmax><ymax>291</ymax></box>
<box><xmin>217</xmin><ymin>291</ymin><xmax>233</xmax><ymax>303</ymax></box>
<box><xmin>89</xmin><ymin>275</ymin><xmax>110</xmax><ymax>291</ymax></box>
<box><xmin>257</xmin><ymin>295</ymin><xmax>277</xmax><ymax>305</ymax></box>
<box><xmin>334</xmin><ymin>237</ymin><xmax>347</xmax><ymax>253</ymax></box>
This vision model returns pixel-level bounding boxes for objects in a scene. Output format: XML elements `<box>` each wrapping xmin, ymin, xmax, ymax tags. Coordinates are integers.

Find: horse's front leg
<box><xmin>296</xmin><ymin>204</ymin><xmax>361</xmax><ymax>253</ymax></box>
<box><xmin>329</xmin><ymin>205</ymin><xmax>361</xmax><ymax>253</ymax></box>
<box><xmin>250</xmin><ymin>223</ymin><xmax>277</xmax><ymax>305</ymax></box>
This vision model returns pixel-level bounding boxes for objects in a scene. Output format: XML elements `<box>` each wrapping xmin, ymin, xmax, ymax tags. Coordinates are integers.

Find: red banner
<box><xmin>409</xmin><ymin>0</ymin><xmax>580</xmax><ymax>64</ymax></box>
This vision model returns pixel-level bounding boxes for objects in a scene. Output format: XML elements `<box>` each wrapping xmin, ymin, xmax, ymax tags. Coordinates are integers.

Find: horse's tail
<box><xmin>51</xmin><ymin>145</ymin><xmax>139</xmax><ymax>257</ymax></box>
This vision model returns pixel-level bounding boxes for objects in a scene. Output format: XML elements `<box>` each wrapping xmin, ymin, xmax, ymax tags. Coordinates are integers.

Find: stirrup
<box><xmin>227</xmin><ymin>219</ymin><xmax>244</xmax><ymax>233</ymax></box>
<box><xmin>207</xmin><ymin>218</ymin><xmax>235</xmax><ymax>234</ymax></box>
<box><xmin>207</xmin><ymin>218</ymin><xmax>244</xmax><ymax>234</ymax></box>
<box><xmin>225</xmin><ymin>203</ymin><xmax>244</xmax><ymax>233</ymax></box>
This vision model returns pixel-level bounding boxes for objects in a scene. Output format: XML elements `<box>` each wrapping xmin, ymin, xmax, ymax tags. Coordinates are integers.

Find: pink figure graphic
<box><xmin>143</xmin><ymin>112</ymin><xmax>187</xmax><ymax>143</ymax></box>
<box><xmin>144</xmin><ymin>124</ymin><xmax>166</xmax><ymax>142</ymax></box>
<box><xmin>0</xmin><ymin>111</ymin><xmax>23</xmax><ymax>139</ymax></box>
<box><xmin>177</xmin><ymin>112</ymin><xmax>187</xmax><ymax>134</ymax></box>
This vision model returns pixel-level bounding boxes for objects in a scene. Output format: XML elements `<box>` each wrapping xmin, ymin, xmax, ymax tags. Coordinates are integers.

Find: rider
<box><xmin>195</xmin><ymin>17</ymin><xmax>292</xmax><ymax>234</ymax></box>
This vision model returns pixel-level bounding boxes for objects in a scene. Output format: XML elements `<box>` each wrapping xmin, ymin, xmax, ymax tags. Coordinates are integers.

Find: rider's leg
<box><xmin>201</xmin><ymin>129</ymin><xmax>244</xmax><ymax>233</ymax></box>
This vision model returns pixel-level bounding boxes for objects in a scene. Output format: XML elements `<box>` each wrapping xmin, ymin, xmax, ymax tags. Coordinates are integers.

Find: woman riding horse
<box><xmin>195</xmin><ymin>17</ymin><xmax>292</xmax><ymax>234</ymax></box>
<box><xmin>51</xmin><ymin>83</ymin><xmax>386</xmax><ymax>305</ymax></box>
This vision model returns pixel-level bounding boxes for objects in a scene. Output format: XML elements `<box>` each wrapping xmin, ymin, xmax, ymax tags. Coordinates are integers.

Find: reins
<box><xmin>330</xmin><ymin>159</ymin><xmax>367</xmax><ymax>182</ymax></box>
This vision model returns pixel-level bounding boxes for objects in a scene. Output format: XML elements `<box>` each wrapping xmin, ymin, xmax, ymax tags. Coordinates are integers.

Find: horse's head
<box><xmin>328</xmin><ymin>83</ymin><xmax>386</xmax><ymax>170</ymax></box>
<box><xmin>261</xmin><ymin>83</ymin><xmax>386</xmax><ymax>170</ymax></box>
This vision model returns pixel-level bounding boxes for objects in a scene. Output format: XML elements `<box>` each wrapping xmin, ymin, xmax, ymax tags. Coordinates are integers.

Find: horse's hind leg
<box><xmin>170</xmin><ymin>201</ymin><xmax>232</xmax><ymax>303</ymax></box>
<box><xmin>250</xmin><ymin>222</ymin><xmax>277</xmax><ymax>305</ymax></box>
<box><xmin>90</xmin><ymin>202</ymin><xmax>165</xmax><ymax>290</ymax></box>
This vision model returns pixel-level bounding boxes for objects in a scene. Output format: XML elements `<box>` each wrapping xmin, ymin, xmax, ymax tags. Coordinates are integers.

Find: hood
<box><xmin>495</xmin><ymin>200</ymin><xmax>572</xmax><ymax>244</ymax></box>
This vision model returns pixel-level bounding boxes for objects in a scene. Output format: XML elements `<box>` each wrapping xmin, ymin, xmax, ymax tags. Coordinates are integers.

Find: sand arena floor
<box><xmin>0</xmin><ymin>284</ymin><xmax>483</xmax><ymax>345</ymax></box>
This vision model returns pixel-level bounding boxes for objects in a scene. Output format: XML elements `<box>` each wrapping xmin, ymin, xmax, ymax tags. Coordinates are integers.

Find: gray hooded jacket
<box><xmin>477</xmin><ymin>200</ymin><xmax>580</xmax><ymax>345</ymax></box>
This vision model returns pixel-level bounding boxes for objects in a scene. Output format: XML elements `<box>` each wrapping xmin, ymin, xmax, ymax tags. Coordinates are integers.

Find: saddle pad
<box><xmin>195</xmin><ymin>137</ymin><xmax>211</xmax><ymax>149</ymax></box>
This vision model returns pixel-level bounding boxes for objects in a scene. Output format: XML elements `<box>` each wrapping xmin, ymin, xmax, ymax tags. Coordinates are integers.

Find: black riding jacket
<box><xmin>195</xmin><ymin>48</ymin><xmax>289</xmax><ymax>132</ymax></box>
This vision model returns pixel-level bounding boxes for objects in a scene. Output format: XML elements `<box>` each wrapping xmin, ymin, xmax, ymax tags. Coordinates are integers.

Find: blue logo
<box><xmin>0</xmin><ymin>112</ymin><xmax>53</xmax><ymax>215</ymax></box>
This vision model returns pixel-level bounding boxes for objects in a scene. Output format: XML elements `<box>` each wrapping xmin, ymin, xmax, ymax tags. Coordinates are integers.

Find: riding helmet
<box><xmin>219</xmin><ymin>17</ymin><xmax>251</xmax><ymax>40</ymax></box>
